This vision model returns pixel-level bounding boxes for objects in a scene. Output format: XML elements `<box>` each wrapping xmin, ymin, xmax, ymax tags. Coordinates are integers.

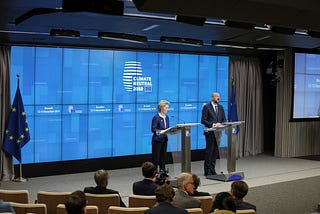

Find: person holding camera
<box><xmin>133</xmin><ymin>162</ymin><xmax>159</xmax><ymax>195</ymax></box>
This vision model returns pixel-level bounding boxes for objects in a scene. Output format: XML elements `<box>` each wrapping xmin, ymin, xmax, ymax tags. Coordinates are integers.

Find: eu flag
<box><xmin>228</xmin><ymin>85</ymin><xmax>239</xmax><ymax>134</ymax></box>
<box><xmin>2</xmin><ymin>85</ymin><xmax>30</xmax><ymax>163</ymax></box>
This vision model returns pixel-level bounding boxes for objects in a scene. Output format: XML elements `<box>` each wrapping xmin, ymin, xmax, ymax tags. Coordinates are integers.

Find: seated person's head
<box><xmin>213</xmin><ymin>192</ymin><xmax>236</xmax><ymax>212</ymax></box>
<box><xmin>65</xmin><ymin>190</ymin><xmax>87</xmax><ymax>214</ymax></box>
<box><xmin>231</xmin><ymin>180</ymin><xmax>248</xmax><ymax>200</ymax></box>
<box><xmin>192</xmin><ymin>173</ymin><xmax>201</xmax><ymax>190</ymax></box>
<box><xmin>155</xmin><ymin>184</ymin><xmax>175</xmax><ymax>203</ymax></box>
<box><xmin>94</xmin><ymin>169</ymin><xmax>109</xmax><ymax>187</ymax></box>
<box><xmin>177</xmin><ymin>172</ymin><xmax>194</xmax><ymax>195</ymax></box>
<box><xmin>142</xmin><ymin>162</ymin><xmax>156</xmax><ymax>179</ymax></box>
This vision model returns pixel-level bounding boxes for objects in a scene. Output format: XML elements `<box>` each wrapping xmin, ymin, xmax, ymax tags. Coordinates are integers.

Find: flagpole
<box><xmin>13</xmin><ymin>74</ymin><xmax>27</xmax><ymax>182</ymax></box>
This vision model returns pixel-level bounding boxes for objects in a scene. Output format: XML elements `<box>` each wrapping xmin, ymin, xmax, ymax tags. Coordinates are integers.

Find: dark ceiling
<box><xmin>1</xmin><ymin>0</ymin><xmax>320</xmax><ymax>55</ymax></box>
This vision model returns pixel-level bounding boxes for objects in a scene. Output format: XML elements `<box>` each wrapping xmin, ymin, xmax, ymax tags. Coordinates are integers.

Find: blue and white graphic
<box><xmin>123</xmin><ymin>61</ymin><xmax>152</xmax><ymax>92</ymax></box>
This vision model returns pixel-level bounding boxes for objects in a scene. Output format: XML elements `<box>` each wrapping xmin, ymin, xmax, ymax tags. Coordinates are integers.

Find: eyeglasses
<box><xmin>186</xmin><ymin>182</ymin><xmax>194</xmax><ymax>186</ymax></box>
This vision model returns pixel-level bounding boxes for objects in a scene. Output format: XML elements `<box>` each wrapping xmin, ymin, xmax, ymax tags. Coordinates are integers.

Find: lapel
<box><xmin>209</xmin><ymin>103</ymin><xmax>218</xmax><ymax>117</ymax></box>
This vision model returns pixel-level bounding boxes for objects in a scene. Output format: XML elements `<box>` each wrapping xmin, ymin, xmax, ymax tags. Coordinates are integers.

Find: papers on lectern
<box><xmin>160</xmin><ymin>123</ymin><xmax>200</xmax><ymax>135</ymax></box>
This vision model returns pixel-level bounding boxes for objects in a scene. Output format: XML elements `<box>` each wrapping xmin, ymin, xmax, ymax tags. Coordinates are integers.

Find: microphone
<box><xmin>170</xmin><ymin>115</ymin><xmax>186</xmax><ymax>124</ymax></box>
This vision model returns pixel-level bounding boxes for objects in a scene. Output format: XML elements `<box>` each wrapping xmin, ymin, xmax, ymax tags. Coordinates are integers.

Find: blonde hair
<box><xmin>158</xmin><ymin>100</ymin><xmax>170</xmax><ymax>112</ymax></box>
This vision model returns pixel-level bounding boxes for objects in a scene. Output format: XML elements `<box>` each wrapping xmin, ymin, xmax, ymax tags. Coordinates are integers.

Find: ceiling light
<box><xmin>160</xmin><ymin>36</ymin><xmax>203</xmax><ymax>47</ymax></box>
<box><xmin>256</xmin><ymin>47</ymin><xmax>285</xmax><ymax>51</ymax></box>
<box><xmin>50</xmin><ymin>29</ymin><xmax>80</xmax><ymax>38</ymax></box>
<box><xmin>212</xmin><ymin>41</ymin><xmax>254</xmax><ymax>49</ymax></box>
<box><xmin>142</xmin><ymin>24</ymin><xmax>160</xmax><ymax>32</ymax></box>
<box><xmin>98</xmin><ymin>32</ymin><xmax>147</xmax><ymax>43</ymax></box>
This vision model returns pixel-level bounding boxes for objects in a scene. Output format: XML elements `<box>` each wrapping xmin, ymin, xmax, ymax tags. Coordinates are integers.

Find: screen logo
<box><xmin>123</xmin><ymin>61</ymin><xmax>152</xmax><ymax>92</ymax></box>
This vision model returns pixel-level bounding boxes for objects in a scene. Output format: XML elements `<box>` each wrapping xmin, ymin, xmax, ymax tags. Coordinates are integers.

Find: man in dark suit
<box><xmin>84</xmin><ymin>169</ymin><xmax>126</xmax><ymax>207</ymax></box>
<box><xmin>133</xmin><ymin>162</ymin><xmax>159</xmax><ymax>195</ymax></box>
<box><xmin>201</xmin><ymin>92</ymin><xmax>226</xmax><ymax>176</ymax></box>
<box><xmin>145</xmin><ymin>184</ymin><xmax>187</xmax><ymax>214</ymax></box>
<box><xmin>231</xmin><ymin>181</ymin><xmax>256</xmax><ymax>211</ymax></box>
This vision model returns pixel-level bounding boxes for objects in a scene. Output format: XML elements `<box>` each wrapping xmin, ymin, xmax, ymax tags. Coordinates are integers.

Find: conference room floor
<box><xmin>1</xmin><ymin>153</ymin><xmax>320</xmax><ymax>206</ymax></box>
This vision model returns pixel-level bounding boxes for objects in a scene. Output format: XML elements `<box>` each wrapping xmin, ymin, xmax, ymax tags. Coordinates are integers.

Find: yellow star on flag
<box><xmin>21</xmin><ymin>134</ymin><xmax>25</xmax><ymax>139</ymax></box>
<box><xmin>12</xmin><ymin>107</ymin><xmax>16</xmax><ymax>112</ymax></box>
<box><xmin>9</xmin><ymin>136</ymin><xmax>14</xmax><ymax>140</ymax></box>
<box><xmin>22</xmin><ymin>111</ymin><xmax>26</xmax><ymax>116</ymax></box>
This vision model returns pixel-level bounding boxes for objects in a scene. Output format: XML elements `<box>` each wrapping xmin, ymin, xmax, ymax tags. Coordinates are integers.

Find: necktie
<box><xmin>215</xmin><ymin>105</ymin><xmax>218</xmax><ymax>114</ymax></box>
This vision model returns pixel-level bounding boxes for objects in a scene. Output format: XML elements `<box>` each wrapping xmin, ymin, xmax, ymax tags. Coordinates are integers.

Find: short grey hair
<box><xmin>158</xmin><ymin>100</ymin><xmax>170</xmax><ymax>112</ymax></box>
<box><xmin>177</xmin><ymin>172</ymin><xmax>192</xmax><ymax>189</ymax></box>
<box><xmin>94</xmin><ymin>169</ymin><xmax>109</xmax><ymax>186</ymax></box>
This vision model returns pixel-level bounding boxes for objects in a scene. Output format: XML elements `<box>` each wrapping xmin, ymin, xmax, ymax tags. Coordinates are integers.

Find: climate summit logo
<box><xmin>122</xmin><ymin>61</ymin><xmax>152</xmax><ymax>92</ymax></box>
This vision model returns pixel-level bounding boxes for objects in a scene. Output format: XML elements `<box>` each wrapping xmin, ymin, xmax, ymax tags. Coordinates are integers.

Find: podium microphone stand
<box><xmin>205</xmin><ymin>121</ymin><xmax>245</xmax><ymax>182</ymax></box>
<box><xmin>161</xmin><ymin>123</ymin><xmax>199</xmax><ymax>173</ymax></box>
<box><xmin>13</xmin><ymin>163</ymin><xmax>28</xmax><ymax>182</ymax></box>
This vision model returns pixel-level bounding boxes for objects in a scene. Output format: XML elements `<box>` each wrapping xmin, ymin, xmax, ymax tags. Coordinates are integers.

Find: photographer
<box><xmin>133</xmin><ymin>162</ymin><xmax>159</xmax><ymax>195</ymax></box>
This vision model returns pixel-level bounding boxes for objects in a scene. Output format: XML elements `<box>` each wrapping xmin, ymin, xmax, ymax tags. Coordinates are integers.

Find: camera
<box><xmin>155</xmin><ymin>170</ymin><xmax>170</xmax><ymax>185</ymax></box>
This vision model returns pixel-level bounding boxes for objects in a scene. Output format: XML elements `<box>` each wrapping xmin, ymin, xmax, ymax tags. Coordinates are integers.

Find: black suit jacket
<box><xmin>234</xmin><ymin>199</ymin><xmax>256</xmax><ymax>211</ymax></box>
<box><xmin>145</xmin><ymin>202</ymin><xmax>187</xmax><ymax>214</ymax></box>
<box><xmin>191</xmin><ymin>190</ymin><xmax>211</xmax><ymax>196</ymax></box>
<box><xmin>201</xmin><ymin>102</ymin><xmax>226</xmax><ymax>128</ymax></box>
<box><xmin>83</xmin><ymin>186</ymin><xmax>126</xmax><ymax>207</ymax></box>
<box><xmin>151</xmin><ymin>113</ymin><xmax>169</xmax><ymax>142</ymax></box>
<box><xmin>133</xmin><ymin>179</ymin><xmax>159</xmax><ymax>196</ymax></box>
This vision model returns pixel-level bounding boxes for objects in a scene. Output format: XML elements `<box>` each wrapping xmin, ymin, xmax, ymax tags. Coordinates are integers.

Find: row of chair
<box><xmin>8</xmin><ymin>203</ymin><xmax>204</xmax><ymax>214</ymax></box>
<box><xmin>0</xmin><ymin>189</ymin><xmax>255</xmax><ymax>214</ymax></box>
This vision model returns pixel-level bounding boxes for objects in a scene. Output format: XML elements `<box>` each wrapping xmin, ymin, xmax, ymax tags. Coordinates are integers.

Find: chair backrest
<box><xmin>236</xmin><ymin>209</ymin><xmax>256</xmax><ymax>214</ymax></box>
<box><xmin>85</xmin><ymin>193</ymin><xmax>120</xmax><ymax>214</ymax></box>
<box><xmin>186</xmin><ymin>208</ymin><xmax>203</xmax><ymax>214</ymax></box>
<box><xmin>128</xmin><ymin>194</ymin><xmax>156</xmax><ymax>208</ymax></box>
<box><xmin>193</xmin><ymin>196</ymin><xmax>213</xmax><ymax>214</ymax></box>
<box><xmin>56</xmin><ymin>203</ymin><xmax>99</xmax><ymax>214</ymax></box>
<box><xmin>108</xmin><ymin>206</ymin><xmax>149</xmax><ymax>214</ymax></box>
<box><xmin>0</xmin><ymin>189</ymin><xmax>29</xmax><ymax>203</ymax></box>
<box><xmin>10</xmin><ymin>202</ymin><xmax>47</xmax><ymax>214</ymax></box>
<box><xmin>37</xmin><ymin>191</ymin><xmax>71</xmax><ymax>214</ymax></box>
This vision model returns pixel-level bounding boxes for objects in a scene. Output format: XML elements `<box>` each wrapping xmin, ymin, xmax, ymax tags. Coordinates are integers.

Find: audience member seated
<box><xmin>0</xmin><ymin>199</ymin><xmax>15</xmax><ymax>213</ymax></box>
<box><xmin>133</xmin><ymin>162</ymin><xmax>159</xmax><ymax>195</ymax></box>
<box><xmin>145</xmin><ymin>184</ymin><xmax>187</xmax><ymax>214</ymax></box>
<box><xmin>65</xmin><ymin>190</ymin><xmax>87</xmax><ymax>214</ymax></box>
<box><xmin>84</xmin><ymin>169</ymin><xmax>126</xmax><ymax>207</ymax></box>
<box><xmin>230</xmin><ymin>181</ymin><xmax>256</xmax><ymax>211</ymax></box>
<box><xmin>189</xmin><ymin>173</ymin><xmax>210</xmax><ymax>196</ymax></box>
<box><xmin>210</xmin><ymin>192</ymin><xmax>236</xmax><ymax>214</ymax></box>
<box><xmin>172</xmin><ymin>172</ymin><xmax>201</xmax><ymax>209</ymax></box>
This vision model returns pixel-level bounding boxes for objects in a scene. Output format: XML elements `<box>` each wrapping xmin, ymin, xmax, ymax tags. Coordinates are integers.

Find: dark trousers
<box><xmin>204</xmin><ymin>132</ymin><xmax>219</xmax><ymax>175</ymax></box>
<box><xmin>152</xmin><ymin>141</ymin><xmax>167</xmax><ymax>171</ymax></box>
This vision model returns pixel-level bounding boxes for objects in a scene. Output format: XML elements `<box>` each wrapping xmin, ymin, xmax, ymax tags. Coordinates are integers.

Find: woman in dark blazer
<box><xmin>151</xmin><ymin>100</ymin><xmax>170</xmax><ymax>172</ymax></box>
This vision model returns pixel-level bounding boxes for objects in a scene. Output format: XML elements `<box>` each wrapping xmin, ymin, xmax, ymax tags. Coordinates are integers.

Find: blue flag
<box><xmin>2</xmin><ymin>85</ymin><xmax>30</xmax><ymax>163</ymax></box>
<box><xmin>228</xmin><ymin>85</ymin><xmax>240</xmax><ymax>134</ymax></box>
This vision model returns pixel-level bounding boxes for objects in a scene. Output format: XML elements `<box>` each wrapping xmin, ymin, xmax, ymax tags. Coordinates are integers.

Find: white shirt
<box><xmin>158</xmin><ymin>113</ymin><xmax>167</xmax><ymax>128</ymax></box>
<box><xmin>211</xmin><ymin>101</ymin><xmax>218</xmax><ymax>113</ymax></box>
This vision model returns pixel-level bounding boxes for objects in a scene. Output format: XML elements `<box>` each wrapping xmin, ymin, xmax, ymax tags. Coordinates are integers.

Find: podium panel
<box><xmin>205</xmin><ymin>121</ymin><xmax>245</xmax><ymax>182</ymax></box>
<box><xmin>161</xmin><ymin>123</ymin><xmax>199</xmax><ymax>178</ymax></box>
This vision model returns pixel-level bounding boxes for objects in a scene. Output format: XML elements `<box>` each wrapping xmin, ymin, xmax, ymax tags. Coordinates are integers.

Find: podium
<box><xmin>160</xmin><ymin>123</ymin><xmax>199</xmax><ymax>172</ymax></box>
<box><xmin>205</xmin><ymin>121</ymin><xmax>245</xmax><ymax>182</ymax></box>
